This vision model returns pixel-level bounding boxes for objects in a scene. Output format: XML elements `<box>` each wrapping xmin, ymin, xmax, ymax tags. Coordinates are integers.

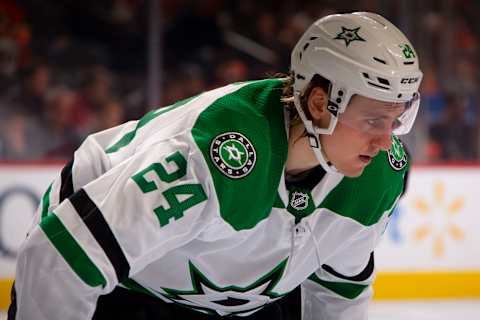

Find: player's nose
<box><xmin>372</xmin><ymin>134</ymin><xmax>392</xmax><ymax>151</ymax></box>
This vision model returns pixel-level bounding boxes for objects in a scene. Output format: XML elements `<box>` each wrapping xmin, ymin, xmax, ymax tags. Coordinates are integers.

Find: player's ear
<box><xmin>307</xmin><ymin>87</ymin><xmax>329</xmax><ymax>124</ymax></box>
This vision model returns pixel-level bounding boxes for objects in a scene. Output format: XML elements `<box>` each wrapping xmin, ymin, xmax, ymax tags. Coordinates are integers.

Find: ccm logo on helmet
<box><xmin>400</xmin><ymin>77</ymin><xmax>420</xmax><ymax>84</ymax></box>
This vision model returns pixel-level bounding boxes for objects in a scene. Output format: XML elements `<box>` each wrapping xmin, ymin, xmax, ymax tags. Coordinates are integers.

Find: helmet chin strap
<box><xmin>293</xmin><ymin>91</ymin><xmax>339</xmax><ymax>174</ymax></box>
<box><xmin>306</xmin><ymin>130</ymin><xmax>338</xmax><ymax>174</ymax></box>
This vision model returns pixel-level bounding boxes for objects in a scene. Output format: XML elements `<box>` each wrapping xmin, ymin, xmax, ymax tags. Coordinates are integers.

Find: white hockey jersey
<box><xmin>12</xmin><ymin>79</ymin><xmax>409</xmax><ymax>319</ymax></box>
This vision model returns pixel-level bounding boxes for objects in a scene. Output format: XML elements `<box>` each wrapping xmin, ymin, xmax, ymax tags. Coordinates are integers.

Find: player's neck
<box><xmin>285</xmin><ymin>123</ymin><xmax>320</xmax><ymax>176</ymax></box>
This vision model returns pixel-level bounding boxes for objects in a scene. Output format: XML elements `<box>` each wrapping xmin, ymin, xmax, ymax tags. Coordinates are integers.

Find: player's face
<box><xmin>320</xmin><ymin>95</ymin><xmax>406</xmax><ymax>177</ymax></box>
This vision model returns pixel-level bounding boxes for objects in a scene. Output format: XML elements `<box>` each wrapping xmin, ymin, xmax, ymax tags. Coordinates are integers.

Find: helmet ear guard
<box><xmin>293</xmin><ymin>88</ymin><xmax>339</xmax><ymax>137</ymax></box>
<box><xmin>328</xmin><ymin>82</ymin><xmax>350</xmax><ymax>114</ymax></box>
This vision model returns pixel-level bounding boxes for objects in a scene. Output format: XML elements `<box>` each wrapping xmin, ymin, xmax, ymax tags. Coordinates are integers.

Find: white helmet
<box><xmin>290</xmin><ymin>12</ymin><xmax>423</xmax><ymax>172</ymax></box>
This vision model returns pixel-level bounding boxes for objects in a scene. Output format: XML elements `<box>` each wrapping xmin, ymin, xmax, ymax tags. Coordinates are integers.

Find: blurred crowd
<box><xmin>0</xmin><ymin>0</ymin><xmax>479</xmax><ymax>162</ymax></box>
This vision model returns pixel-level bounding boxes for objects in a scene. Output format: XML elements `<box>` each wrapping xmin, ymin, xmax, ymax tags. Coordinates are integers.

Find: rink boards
<box><xmin>0</xmin><ymin>163</ymin><xmax>479</xmax><ymax>309</ymax></box>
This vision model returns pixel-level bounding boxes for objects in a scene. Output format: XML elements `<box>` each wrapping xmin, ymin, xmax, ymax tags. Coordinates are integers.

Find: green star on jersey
<box><xmin>334</xmin><ymin>26</ymin><xmax>366</xmax><ymax>47</ymax></box>
<box><xmin>154</xmin><ymin>259</ymin><xmax>288</xmax><ymax>316</ymax></box>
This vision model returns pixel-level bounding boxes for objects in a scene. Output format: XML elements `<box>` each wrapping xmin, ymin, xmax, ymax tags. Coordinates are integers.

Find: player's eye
<box><xmin>365</xmin><ymin>118</ymin><xmax>384</xmax><ymax>129</ymax></box>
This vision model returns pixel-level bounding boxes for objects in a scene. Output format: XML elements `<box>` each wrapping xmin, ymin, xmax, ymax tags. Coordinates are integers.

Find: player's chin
<box><xmin>343</xmin><ymin>170</ymin><xmax>364</xmax><ymax>178</ymax></box>
<box><xmin>339</xmin><ymin>164</ymin><xmax>365</xmax><ymax>177</ymax></box>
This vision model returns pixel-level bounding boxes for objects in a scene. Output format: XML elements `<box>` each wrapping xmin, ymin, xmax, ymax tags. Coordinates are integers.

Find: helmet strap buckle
<box><xmin>307</xmin><ymin>134</ymin><xmax>319</xmax><ymax>149</ymax></box>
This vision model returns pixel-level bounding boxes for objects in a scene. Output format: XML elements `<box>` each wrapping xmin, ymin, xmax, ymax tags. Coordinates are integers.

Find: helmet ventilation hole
<box><xmin>377</xmin><ymin>77</ymin><xmax>390</xmax><ymax>86</ymax></box>
<box><xmin>366</xmin><ymin>82</ymin><xmax>390</xmax><ymax>90</ymax></box>
<box><xmin>373</xmin><ymin>57</ymin><xmax>387</xmax><ymax>65</ymax></box>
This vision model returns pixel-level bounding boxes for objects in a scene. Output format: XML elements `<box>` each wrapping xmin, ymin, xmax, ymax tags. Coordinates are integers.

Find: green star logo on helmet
<box><xmin>210</xmin><ymin>132</ymin><xmax>256</xmax><ymax>179</ymax></box>
<box><xmin>334</xmin><ymin>26</ymin><xmax>366</xmax><ymax>47</ymax></box>
<box><xmin>388</xmin><ymin>136</ymin><xmax>408</xmax><ymax>171</ymax></box>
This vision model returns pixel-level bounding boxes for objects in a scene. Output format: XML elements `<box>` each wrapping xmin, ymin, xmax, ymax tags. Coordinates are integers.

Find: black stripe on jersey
<box><xmin>401</xmin><ymin>144</ymin><xmax>411</xmax><ymax>198</ymax></box>
<box><xmin>401</xmin><ymin>168</ymin><xmax>410</xmax><ymax>198</ymax></box>
<box><xmin>322</xmin><ymin>252</ymin><xmax>374</xmax><ymax>282</ymax></box>
<box><xmin>69</xmin><ymin>189</ymin><xmax>130</xmax><ymax>282</ymax></box>
<box><xmin>7</xmin><ymin>281</ymin><xmax>17</xmax><ymax>319</ymax></box>
<box><xmin>60</xmin><ymin>159</ymin><xmax>74</xmax><ymax>202</ymax></box>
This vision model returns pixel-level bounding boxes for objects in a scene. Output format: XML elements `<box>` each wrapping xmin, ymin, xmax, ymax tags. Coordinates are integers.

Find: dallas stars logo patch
<box><xmin>388</xmin><ymin>136</ymin><xmax>408</xmax><ymax>171</ymax></box>
<box><xmin>210</xmin><ymin>132</ymin><xmax>256</xmax><ymax>179</ymax></box>
<box><xmin>334</xmin><ymin>26</ymin><xmax>366</xmax><ymax>47</ymax></box>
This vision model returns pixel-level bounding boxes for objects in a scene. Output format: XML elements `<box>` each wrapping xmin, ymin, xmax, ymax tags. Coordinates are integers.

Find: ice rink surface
<box><xmin>2</xmin><ymin>300</ymin><xmax>479</xmax><ymax>319</ymax></box>
<box><xmin>369</xmin><ymin>300</ymin><xmax>480</xmax><ymax>320</ymax></box>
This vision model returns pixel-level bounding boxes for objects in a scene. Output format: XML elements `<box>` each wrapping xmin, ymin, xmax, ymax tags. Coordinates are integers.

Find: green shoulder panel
<box><xmin>319</xmin><ymin>136</ymin><xmax>409</xmax><ymax>226</ymax></box>
<box><xmin>192</xmin><ymin>79</ymin><xmax>288</xmax><ymax>230</ymax></box>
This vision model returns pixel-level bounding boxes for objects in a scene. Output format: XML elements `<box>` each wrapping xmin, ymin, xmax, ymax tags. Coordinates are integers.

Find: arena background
<box><xmin>0</xmin><ymin>0</ymin><xmax>479</xmax><ymax>318</ymax></box>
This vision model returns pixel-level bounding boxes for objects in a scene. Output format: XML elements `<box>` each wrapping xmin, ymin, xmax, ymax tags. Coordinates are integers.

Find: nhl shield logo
<box><xmin>290</xmin><ymin>192</ymin><xmax>309</xmax><ymax>210</ymax></box>
<box><xmin>388</xmin><ymin>136</ymin><xmax>408</xmax><ymax>171</ymax></box>
<box><xmin>210</xmin><ymin>132</ymin><xmax>256</xmax><ymax>179</ymax></box>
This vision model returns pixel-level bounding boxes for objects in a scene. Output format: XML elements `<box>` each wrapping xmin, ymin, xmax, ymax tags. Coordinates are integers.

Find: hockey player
<box><xmin>9</xmin><ymin>12</ymin><xmax>422</xmax><ymax>320</ymax></box>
